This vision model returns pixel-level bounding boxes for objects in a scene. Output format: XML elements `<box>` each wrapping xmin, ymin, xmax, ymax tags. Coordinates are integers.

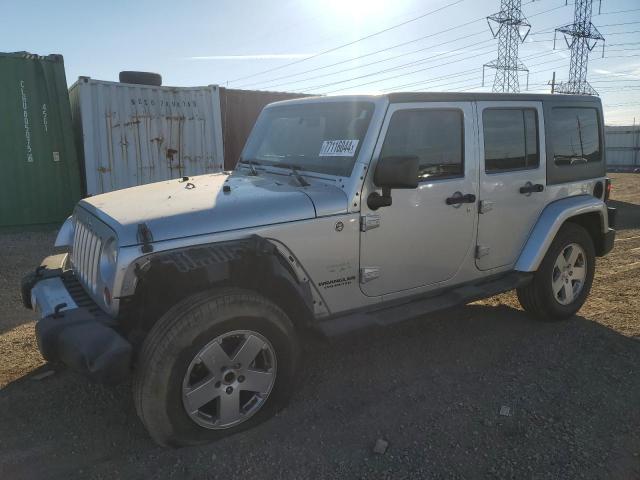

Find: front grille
<box><xmin>71</xmin><ymin>218</ymin><xmax>103</xmax><ymax>295</ymax></box>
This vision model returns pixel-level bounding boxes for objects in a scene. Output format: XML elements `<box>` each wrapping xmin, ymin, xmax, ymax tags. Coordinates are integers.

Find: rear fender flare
<box><xmin>515</xmin><ymin>195</ymin><xmax>608</xmax><ymax>272</ymax></box>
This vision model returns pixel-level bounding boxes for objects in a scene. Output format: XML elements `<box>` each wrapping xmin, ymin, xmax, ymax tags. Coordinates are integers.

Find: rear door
<box><xmin>476</xmin><ymin>101</ymin><xmax>547</xmax><ymax>270</ymax></box>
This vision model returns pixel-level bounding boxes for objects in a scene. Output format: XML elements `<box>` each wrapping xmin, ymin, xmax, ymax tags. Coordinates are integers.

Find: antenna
<box><xmin>483</xmin><ymin>0</ymin><xmax>531</xmax><ymax>93</ymax></box>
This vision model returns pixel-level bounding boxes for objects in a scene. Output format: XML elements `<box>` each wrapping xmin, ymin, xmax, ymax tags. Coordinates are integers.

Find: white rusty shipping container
<box><xmin>69</xmin><ymin>78</ymin><xmax>224</xmax><ymax>195</ymax></box>
<box><xmin>605</xmin><ymin>125</ymin><xmax>640</xmax><ymax>169</ymax></box>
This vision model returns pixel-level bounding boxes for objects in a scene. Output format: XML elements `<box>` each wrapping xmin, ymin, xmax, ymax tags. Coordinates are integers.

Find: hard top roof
<box><xmin>386</xmin><ymin>91</ymin><xmax>601</xmax><ymax>104</ymax></box>
<box><xmin>267</xmin><ymin>91</ymin><xmax>602</xmax><ymax>107</ymax></box>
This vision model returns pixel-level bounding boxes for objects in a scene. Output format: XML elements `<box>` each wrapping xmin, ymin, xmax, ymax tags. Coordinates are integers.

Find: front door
<box><xmin>476</xmin><ymin>101</ymin><xmax>547</xmax><ymax>271</ymax></box>
<box><xmin>359</xmin><ymin>102</ymin><xmax>478</xmax><ymax>297</ymax></box>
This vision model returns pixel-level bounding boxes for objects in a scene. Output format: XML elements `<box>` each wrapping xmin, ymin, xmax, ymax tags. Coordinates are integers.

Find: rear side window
<box><xmin>551</xmin><ymin>107</ymin><xmax>601</xmax><ymax>166</ymax></box>
<box><xmin>483</xmin><ymin>108</ymin><xmax>539</xmax><ymax>173</ymax></box>
<box><xmin>381</xmin><ymin>109</ymin><xmax>464</xmax><ymax>181</ymax></box>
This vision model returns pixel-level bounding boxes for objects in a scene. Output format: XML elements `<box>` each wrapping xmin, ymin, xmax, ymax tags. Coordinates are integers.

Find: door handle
<box><xmin>446</xmin><ymin>192</ymin><xmax>476</xmax><ymax>205</ymax></box>
<box><xmin>519</xmin><ymin>183</ymin><xmax>544</xmax><ymax>194</ymax></box>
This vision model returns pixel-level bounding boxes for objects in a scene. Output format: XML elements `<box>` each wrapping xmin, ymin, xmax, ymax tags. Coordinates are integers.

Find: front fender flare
<box><xmin>120</xmin><ymin>234</ymin><xmax>328</xmax><ymax>322</ymax></box>
<box><xmin>515</xmin><ymin>195</ymin><xmax>608</xmax><ymax>272</ymax></box>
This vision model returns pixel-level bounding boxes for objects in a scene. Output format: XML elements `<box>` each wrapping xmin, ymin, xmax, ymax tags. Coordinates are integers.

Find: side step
<box><xmin>317</xmin><ymin>272</ymin><xmax>533</xmax><ymax>337</ymax></box>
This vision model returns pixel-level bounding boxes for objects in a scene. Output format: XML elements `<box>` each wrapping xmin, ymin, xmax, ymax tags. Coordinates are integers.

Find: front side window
<box><xmin>380</xmin><ymin>109</ymin><xmax>464</xmax><ymax>181</ymax></box>
<box><xmin>483</xmin><ymin>108</ymin><xmax>539</xmax><ymax>173</ymax></box>
<box><xmin>551</xmin><ymin>107</ymin><xmax>601</xmax><ymax>166</ymax></box>
<box><xmin>240</xmin><ymin>101</ymin><xmax>375</xmax><ymax>177</ymax></box>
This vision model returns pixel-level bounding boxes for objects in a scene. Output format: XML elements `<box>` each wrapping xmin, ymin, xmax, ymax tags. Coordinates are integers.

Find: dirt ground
<box><xmin>0</xmin><ymin>174</ymin><xmax>638</xmax><ymax>480</ymax></box>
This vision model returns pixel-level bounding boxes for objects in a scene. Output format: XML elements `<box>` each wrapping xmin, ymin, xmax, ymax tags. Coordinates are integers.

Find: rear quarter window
<box><xmin>545</xmin><ymin>104</ymin><xmax>605</xmax><ymax>185</ymax></box>
<box><xmin>551</xmin><ymin>107</ymin><xmax>602</xmax><ymax>166</ymax></box>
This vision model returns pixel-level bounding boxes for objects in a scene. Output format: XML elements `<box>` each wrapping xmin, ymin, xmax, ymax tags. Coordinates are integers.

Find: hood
<box><xmin>79</xmin><ymin>172</ymin><xmax>348</xmax><ymax>246</ymax></box>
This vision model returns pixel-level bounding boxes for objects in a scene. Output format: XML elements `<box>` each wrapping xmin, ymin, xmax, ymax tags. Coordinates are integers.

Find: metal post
<box><xmin>634</xmin><ymin>117</ymin><xmax>639</xmax><ymax>167</ymax></box>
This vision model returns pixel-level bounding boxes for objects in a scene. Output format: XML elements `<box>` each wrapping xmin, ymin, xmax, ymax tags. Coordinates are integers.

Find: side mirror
<box><xmin>368</xmin><ymin>155</ymin><xmax>419</xmax><ymax>210</ymax></box>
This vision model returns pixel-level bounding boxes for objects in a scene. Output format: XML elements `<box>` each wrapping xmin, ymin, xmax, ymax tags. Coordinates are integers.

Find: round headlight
<box><xmin>99</xmin><ymin>237</ymin><xmax>118</xmax><ymax>284</ymax></box>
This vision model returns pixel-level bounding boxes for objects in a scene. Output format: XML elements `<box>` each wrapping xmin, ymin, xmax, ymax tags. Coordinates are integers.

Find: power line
<box><xmin>316</xmin><ymin>44</ymin><xmax>639</xmax><ymax>96</ymax></box>
<box><xmin>226</xmin><ymin>0</ymin><xmax>465</xmax><ymax>84</ymax></box>
<box><xmin>533</xmin><ymin>31</ymin><xmax>637</xmax><ymax>42</ymax></box>
<box><xmin>308</xmin><ymin>45</ymin><xmax>498</xmax><ymax>93</ymax></box>
<box><xmin>231</xmin><ymin>0</ymin><xmax>640</xmax><ymax>100</ymax></box>
<box><xmin>596</xmin><ymin>7</ymin><xmax>640</xmax><ymax>16</ymax></box>
<box><xmin>239</xmin><ymin>0</ymin><xmax>569</xmax><ymax>90</ymax></box>
<box><xmin>255</xmin><ymin>32</ymin><xmax>492</xmax><ymax>91</ymax></box>
<box><xmin>235</xmin><ymin>19</ymin><xmax>488</xmax><ymax>89</ymax></box>
<box><xmin>331</xmin><ymin>50</ymin><xmax>564</xmax><ymax>94</ymax></box>
<box><xmin>274</xmin><ymin>4</ymin><xmax>577</xmax><ymax>94</ymax></box>
<box><xmin>336</xmin><ymin>45</ymin><xmax>640</xmax><ymax>96</ymax></box>
<box><xmin>291</xmin><ymin>42</ymin><xmax>498</xmax><ymax>92</ymax></box>
<box><xmin>600</xmin><ymin>30</ymin><xmax>640</xmax><ymax>35</ymax></box>
<box><xmin>380</xmin><ymin>55</ymin><xmax>568</xmax><ymax>93</ymax></box>
<box><xmin>530</xmin><ymin>21</ymin><xmax>640</xmax><ymax>36</ymax></box>
<box><xmin>324</xmin><ymin>25</ymin><xmax>597</xmax><ymax>95</ymax></box>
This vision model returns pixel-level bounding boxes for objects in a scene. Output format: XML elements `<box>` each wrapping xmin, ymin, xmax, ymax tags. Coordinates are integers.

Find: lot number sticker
<box><xmin>320</xmin><ymin>139</ymin><xmax>359</xmax><ymax>157</ymax></box>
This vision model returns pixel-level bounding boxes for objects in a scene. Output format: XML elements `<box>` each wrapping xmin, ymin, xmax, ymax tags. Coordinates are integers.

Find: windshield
<box><xmin>240</xmin><ymin>101</ymin><xmax>375</xmax><ymax>177</ymax></box>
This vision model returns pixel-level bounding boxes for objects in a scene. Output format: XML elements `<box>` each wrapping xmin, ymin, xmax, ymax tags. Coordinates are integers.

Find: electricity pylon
<box><xmin>483</xmin><ymin>0</ymin><xmax>531</xmax><ymax>93</ymax></box>
<box><xmin>554</xmin><ymin>0</ymin><xmax>605</xmax><ymax>95</ymax></box>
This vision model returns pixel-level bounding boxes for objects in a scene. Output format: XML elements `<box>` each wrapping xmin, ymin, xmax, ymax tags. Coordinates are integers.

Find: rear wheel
<box><xmin>133</xmin><ymin>288</ymin><xmax>299</xmax><ymax>447</ymax></box>
<box><xmin>517</xmin><ymin>223</ymin><xmax>595</xmax><ymax>321</ymax></box>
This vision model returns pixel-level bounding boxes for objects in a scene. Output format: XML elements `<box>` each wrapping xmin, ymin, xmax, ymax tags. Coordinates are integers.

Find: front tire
<box><xmin>133</xmin><ymin>288</ymin><xmax>299</xmax><ymax>447</ymax></box>
<box><xmin>517</xmin><ymin>223</ymin><xmax>595</xmax><ymax>321</ymax></box>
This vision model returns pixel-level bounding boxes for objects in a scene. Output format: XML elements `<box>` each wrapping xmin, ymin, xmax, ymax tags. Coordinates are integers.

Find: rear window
<box><xmin>551</xmin><ymin>107</ymin><xmax>602</xmax><ymax>167</ymax></box>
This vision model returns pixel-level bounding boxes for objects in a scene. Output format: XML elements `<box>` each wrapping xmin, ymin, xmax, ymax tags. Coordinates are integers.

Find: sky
<box><xmin>3</xmin><ymin>0</ymin><xmax>640</xmax><ymax>124</ymax></box>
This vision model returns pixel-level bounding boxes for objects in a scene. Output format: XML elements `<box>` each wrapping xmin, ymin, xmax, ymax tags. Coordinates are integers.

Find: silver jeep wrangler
<box><xmin>23</xmin><ymin>92</ymin><xmax>616</xmax><ymax>446</ymax></box>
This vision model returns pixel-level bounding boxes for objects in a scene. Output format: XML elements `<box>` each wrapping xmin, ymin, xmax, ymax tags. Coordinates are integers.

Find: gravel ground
<box><xmin>0</xmin><ymin>174</ymin><xmax>639</xmax><ymax>480</ymax></box>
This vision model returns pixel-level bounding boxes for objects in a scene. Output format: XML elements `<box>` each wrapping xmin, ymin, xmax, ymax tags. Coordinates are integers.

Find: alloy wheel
<box><xmin>551</xmin><ymin>243</ymin><xmax>587</xmax><ymax>306</ymax></box>
<box><xmin>182</xmin><ymin>330</ymin><xmax>277</xmax><ymax>429</ymax></box>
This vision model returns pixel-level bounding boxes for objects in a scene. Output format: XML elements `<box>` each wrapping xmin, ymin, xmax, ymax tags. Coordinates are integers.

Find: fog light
<box><xmin>103</xmin><ymin>287</ymin><xmax>112</xmax><ymax>306</ymax></box>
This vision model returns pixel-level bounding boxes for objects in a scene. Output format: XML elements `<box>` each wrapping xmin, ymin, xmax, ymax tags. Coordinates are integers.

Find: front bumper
<box><xmin>23</xmin><ymin>254</ymin><xmax>132</xmax><ymax>384</ymax></box>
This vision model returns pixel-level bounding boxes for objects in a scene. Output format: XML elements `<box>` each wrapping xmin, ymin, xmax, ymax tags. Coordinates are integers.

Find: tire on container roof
<box><xmin>119</xmin><ymin>71</ymin><xmax>162</xmax><ymax>86</ymax></box>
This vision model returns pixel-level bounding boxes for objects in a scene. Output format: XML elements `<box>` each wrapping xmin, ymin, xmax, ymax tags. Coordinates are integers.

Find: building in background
<box><xmin>606</xmin><ymin>124</ymin><xmax>640</xmax><ymax>171</ymax></box>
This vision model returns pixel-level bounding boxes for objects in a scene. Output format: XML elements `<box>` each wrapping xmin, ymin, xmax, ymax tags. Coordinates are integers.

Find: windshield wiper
<box><xmin>277</xmin><ymin>163</ymin><xmax>310</xmax><ymax>187</ymax></box>
<box><xmin>238</xmin><ymin>159</ymin><xmax>261</xmax><ymax>176</ymax></box>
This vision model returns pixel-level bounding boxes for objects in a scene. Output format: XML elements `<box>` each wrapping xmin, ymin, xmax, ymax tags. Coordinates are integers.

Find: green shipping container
<box><xmin>0</xmin><ymin>52</ymin><xmax>81</xmax><ymax>227</ymax></box>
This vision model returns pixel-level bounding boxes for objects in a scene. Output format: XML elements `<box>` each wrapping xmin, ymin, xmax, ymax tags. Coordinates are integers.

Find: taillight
<box><xmin>604</xmin><ymin>178</ymin><xmax>612</xmax><ymax>202</ymax></box>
